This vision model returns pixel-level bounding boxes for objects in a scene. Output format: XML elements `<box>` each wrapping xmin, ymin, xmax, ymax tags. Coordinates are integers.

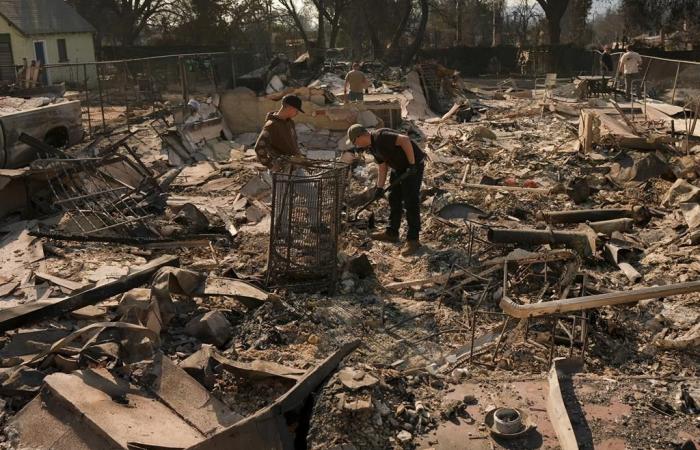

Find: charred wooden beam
<box><xmin>0</xmin><ymin>255</ymin><xmax>179</xmax><ymax>332</ymax></box>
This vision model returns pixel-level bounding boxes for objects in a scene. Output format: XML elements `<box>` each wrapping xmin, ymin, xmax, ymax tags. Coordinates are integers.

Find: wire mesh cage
<box><xmin>266</xmin><ymin>160</ymin><xmax>348</xmax><ymax>292</ymax></box>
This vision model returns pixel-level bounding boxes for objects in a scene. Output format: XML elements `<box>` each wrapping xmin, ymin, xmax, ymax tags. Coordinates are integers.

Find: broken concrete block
<box><xmin>661</xmin><ymin>179</ymin><xmax>700</xmax><ymax>207</ymax></box>
<box><xmin>203</xmin><ymin>277</ymin><xmax>275</xmax><ymax>309</ymax></box>
<box><xmin>245</xmin><ymin>204</ymin><xmax>267</xmax><ymax>223</ymax></box>
<box><xmin>680</xmin><ymin>203</ymin><xmax>700</xmax><ymax>229</ymax></box>
<box><xmin>232</xmin><ymin>196</ymin><xmax>248</xmax><ymax>211</ymax></box>
<box><xmin>396</xmin><ymin>430</ymin><xmax>413</xmax><ymax>443</ymax></box>
<box><xmin>337</xmin><ymin>367</ymin><xmax>379</xmax><ymax>390</ymax></box>
<box><xmin>240</xmin><ymin>175</ymin><xmax>271</xmax><ymax>201</ymax></box>
<box><xmin>336</xmin><ymin>392</ymin><xmax>373</xmax><ymax>413</ymax></box>
<box><xmin>174</xmin><ymin>203</ymin><xmax>210</xmax><ymax>232</ymax></box>
<box><xmin>672</xmin><ymin>155</ymin><xmax>699</xmax><ymax>180</ymax></box>
<box><xmin>357</xmin><ymin>110</ymin><xmax>380</xmax><ymax>127</ymax></box>
<box><xmin>185</xmin><ymin>310</ymin><xmax>233</xmax><ymax>347</ymax></box>
<box><xmin>470</xmin><ymin>125</ymin><xmax>497</xmax><ymax>140</ymax></box>
<box><xmin>609</xmin><ymin>153</ymin><xmax>673</xmax><ymax>184</ymax></box>
<box><xmin>206</xmin><ymin>140</ymin><xmax>234</xmax><ymax>162</ymax></box>
<box><xmin>0</xmin><ymin>366</ymin><xmax>45</xmax><ymax>396</ymax></box>
<box><xmin>266</xmin><ymin>75</ymin><xmax>285</xmax><ymax>94</ymax></box>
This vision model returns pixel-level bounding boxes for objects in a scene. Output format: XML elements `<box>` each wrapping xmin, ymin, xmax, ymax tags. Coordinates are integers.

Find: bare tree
<box><xmin>535</xmin><ymin>0</ymin><xmax>571</xmax><ymax>44</ymax></box>
<box><xmin>386</xmin><ymin>0</ymin><xmax>413</xmax><ymax>63</ymax></box>
<box><xmin>561</xmin><ymin>0</ymin><xmax>592</xmax><ymax>45</ymax></box>
<box><xmin>509</xmin><ymin>0</ymin><xmax>542</xmax><ymax>45</ymax></box>
<box><xmin>277</xmin><ymin>0</ymin><xmax>312</xmax><ymax>49</ymax></box>
<box><xmin>70</xmin><ymin>0</ymin><xmax>171</xmax><ymax>45</ymax></box>
<box><xmin>310</xmin><ymin>0</ymin><xmax>351</xmax><ymax>48</ymax></box>
<box><xmin>622</xmin><ymin>0</ymin><xmax>700</xmax><ymax>42</ymax></box>
<box><xmin>402</xmin><ymin>0</ymin><xmax>430</xmax><ymax>66</ymax></box>
<box><xmin>491</xmin><ymin>0</ymin><xmax>505</xmax><ymax>46</ymax></box>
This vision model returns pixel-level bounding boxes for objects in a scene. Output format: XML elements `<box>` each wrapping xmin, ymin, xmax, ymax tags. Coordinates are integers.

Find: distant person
<box><xmin>518</xmin><ymin>50</ymin><xmax>530</xmax><ymax>76</ymax></box>
<box><xmin>600</xmin><ymin>45</ymin><xmax>613</xmax><ymax>77</ymax></box>
<box><xmin>618</xmin><ymin>45</ymin><xmax>643</xmax><ymax>99</ymax></box>
<box><xmin>344</xmin><ymin>62</ymin><xmax>368</xmax><ymax>102</ymax></box>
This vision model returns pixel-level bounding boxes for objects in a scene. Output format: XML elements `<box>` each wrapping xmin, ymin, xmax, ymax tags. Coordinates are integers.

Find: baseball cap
<box><xmin>282</xmin><ymin>94</ymin><xmax>304</xmax><ymax>113</ymax></box>
<box><xmin>346</xmin><ymin>124</ymin><xmax>368</xmax><ymax>145</ymax></box>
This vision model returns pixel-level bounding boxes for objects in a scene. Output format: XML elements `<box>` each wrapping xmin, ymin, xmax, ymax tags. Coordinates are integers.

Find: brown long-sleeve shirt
<box><xmin>254</xmin><ymin>112</ymin><xmax>300</xmax><ymax>170</ymax></box>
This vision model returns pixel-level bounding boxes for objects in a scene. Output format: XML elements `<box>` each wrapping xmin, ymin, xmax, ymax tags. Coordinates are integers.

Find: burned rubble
<box><xmin>0</xmin><ymin>52</ymin><xmax>698</xmax><ymax>450</ymax></box>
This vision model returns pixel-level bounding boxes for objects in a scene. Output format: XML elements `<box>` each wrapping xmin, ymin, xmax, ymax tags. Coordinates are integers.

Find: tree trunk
<box><xmin>401</xmin><ymin>0</ymin><xmax>429</xmax><ymax>67</ymax></box>
<box><xmin>329</xmin><ymin>16</ymin><xmax>341</xmax><ymax>48</ymax></box>
<box><xmin>327</xmin><ymin>0</ymin><xmax>348</xmax><ymax>49</ymax></box>
<box><xmin>456</xmin><ymin>0</ymin><xmax>463</xmax><ymax>44</ymax></box>
<box><xmin>387</xmin><ymin>0</ymin><xmax>413</xmax><ymax>57</ymax></box>
<box><xmin>547</xmin><ymin>14</ymin><xmax>561</xmax><ymax>44</ymax></box>
<box><xmin>537</xmin><ymin>0</ymin><xmax>570</xmax><ymax>45</ymax></box>
<box><xmin>363</xmin><ymin>8</ymin><xmax>383</xmax><ymax>59</ymax></box>
<box><xmin>279</xmin><ymin>1</ymin><xmax>311</xmax><ymax>51</ymax></box>
<box><xmin>317</xmin><ymin>0</ymin><xmax>326</xmax><ymax>49</ymax></box>
<box><xmin>492</xmin><ymin>1</ymin><xmax>503</xmax><ymax>47</ymax></box>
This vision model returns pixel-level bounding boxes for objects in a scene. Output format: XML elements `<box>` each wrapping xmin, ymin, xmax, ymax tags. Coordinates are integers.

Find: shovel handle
<box><xmin>352</xmin><ymin>171</ymin><xmax>411</xmax><ymax>220</ymax></box>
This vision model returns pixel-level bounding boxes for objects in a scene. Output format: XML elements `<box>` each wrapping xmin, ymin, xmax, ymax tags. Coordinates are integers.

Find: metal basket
<box><xmin>266</xmin><ymin>160</ymin><xmax>347</xmax><ymax>292</ymax></box>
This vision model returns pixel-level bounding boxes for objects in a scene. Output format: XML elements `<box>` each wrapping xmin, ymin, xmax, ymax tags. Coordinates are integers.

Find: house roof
<box><xmin>0</xmin><ymin>0</ymin><xmax>96</xmax><ymax>36</ymax></box>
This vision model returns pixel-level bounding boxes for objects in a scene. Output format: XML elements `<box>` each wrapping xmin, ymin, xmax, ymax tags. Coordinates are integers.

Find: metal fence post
<box><xmin>641</xmin><ymin>57</ymin><xmax>652</xmax><ymax>87</ymax></box>
<box><xmin>179</xmin><ymin>56</ymin><xmax>189</xmax><ymax>104</ymax></box>
<box><xmin>146</xmin><ymin>59</ymin><xmax>156</xmax><ymax>113</ymax></box>
<box><xmin>123</xmin><ymin>61</ymin><xmax>130</xmax><ymax>128</ymax></box>
<box><xmin>96</xmin><ymin>64</ymin><xmax>107</xmax><ymax>133</ymax></box>
<box><xmin>671</xmin><ymin>62</ymin><xmax>681</xmax><ymax>104</ymax></box>
<box><xmin>209</xmin><ymin>56</ymin><xmax>218</xmax><ymax>92</ymax></box>
<box><xmin>230</xmin><ymin>51</ymin><xmax>237</xmax><ymax>89</ymax></box>
<box><xmin>83</xmin><ymin>63</ymin><xmax>92</xmax><ymax>137</ymax></box>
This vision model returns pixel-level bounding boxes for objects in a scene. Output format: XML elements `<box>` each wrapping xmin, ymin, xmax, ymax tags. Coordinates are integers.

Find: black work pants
<box><xmin>387</xmin><ymin>163</ymin><xmax>424</xmax><ymax>241</ymax></box>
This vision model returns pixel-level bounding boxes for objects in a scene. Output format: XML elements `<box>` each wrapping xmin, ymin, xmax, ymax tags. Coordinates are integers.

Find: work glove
<box><xmin>373</xmin><ymin>187</ymin><xmax>385</xmax><ymax>200</ymax></box>
<box><xmin>406</xmin><ymin>164</ymin><xmax>418</xmax><ymax>177</ymax></box>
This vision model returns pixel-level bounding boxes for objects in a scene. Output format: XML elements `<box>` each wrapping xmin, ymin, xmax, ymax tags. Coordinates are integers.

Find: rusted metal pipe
<box><xmin>541</xmin><ymin>206</ymin><xmax>650</xmax><ymax>225</ymax></box>
<box><xmin>542</xmin><ymin>208</ymin><xmax>631</xmax><ymax>224</ymax></box>
<box><xmin>588</xmin><ymin>218</ymin><xmax>634</xmax><ymax>235</ymax></box>
<box><xmin>500</xmin><ymin>280</ymin><xmax>700</xmax><ymax>318</ymax></box>
<box><xmin>487</xmin><ymin>228</ymin><xmax>594</xmax><ymax>257</ymax></box>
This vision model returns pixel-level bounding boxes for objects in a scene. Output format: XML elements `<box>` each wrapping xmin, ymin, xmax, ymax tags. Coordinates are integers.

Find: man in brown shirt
<box><xmin>344</xmin><ymin>63</ymin><xmax>368</xmax><ymax>102</ymax></box>
<box><xmin>254</xmin><ymin>95</ymin><xmax>322</xmax><ymax>233</ymax></box>
<box><xmin>254</xmin><ymin>94</ymin><xmax>304</xmax><ymax>171</ymax></box>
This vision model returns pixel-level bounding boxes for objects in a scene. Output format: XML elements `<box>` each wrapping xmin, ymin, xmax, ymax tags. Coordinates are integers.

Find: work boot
<box><xmin>401</xmin><ymin>240</ymin><xmax>421</xmax><ymax>256</ymax></box>
<box><xmin>371</xmin><ymin>230</ymin><xmax>399</xmax><ymax>243</ymax></box>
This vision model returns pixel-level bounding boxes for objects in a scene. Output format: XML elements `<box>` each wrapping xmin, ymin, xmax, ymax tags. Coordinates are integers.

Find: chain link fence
<box><xmin>591</xmin><ymin>51</ymin><xmax>700</xmax><ymax>106</ymax></box>
<box><xmin>0</xmin><ymin>52</ymin><xmax>237</xmax><ymax>137</ymax></box>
